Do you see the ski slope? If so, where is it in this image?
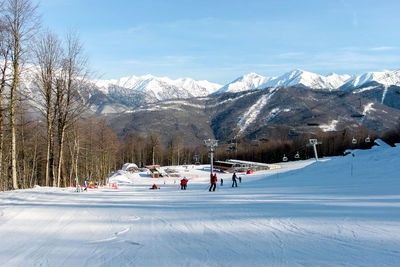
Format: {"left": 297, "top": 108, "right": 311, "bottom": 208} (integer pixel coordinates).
{"left": 0, "top": 141, "right": 399, "bottom": 266}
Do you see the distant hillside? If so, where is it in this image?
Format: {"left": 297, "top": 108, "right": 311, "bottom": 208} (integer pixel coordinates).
{"left": 108, "top": 87, "right": 400, "bottom": 146}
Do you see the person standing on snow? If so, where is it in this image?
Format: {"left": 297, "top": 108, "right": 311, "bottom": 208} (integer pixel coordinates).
{"left": 180, "top": 177, "right": 188, "bottom": 190}
{"left": 184, "top": 177, "right": 188, "bottom": 190}
{"left": 232, "top": 172, "right": 238, "bottom": 187}
{"left": 84, "top": 178, "right": 89, "bottom": 191}
{"left": 209, "top": 173, "right": 217, "bottom": 192}
{"left": 220, "top": 178, "right": 224, "bottom": 186}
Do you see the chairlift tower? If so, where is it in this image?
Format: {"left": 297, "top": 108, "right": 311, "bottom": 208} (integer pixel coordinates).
{"left": 204, "top": 139, "right": 218, "bottom": 177}
{"left": 307, "top": 139, "right": 322, "bottom": 161}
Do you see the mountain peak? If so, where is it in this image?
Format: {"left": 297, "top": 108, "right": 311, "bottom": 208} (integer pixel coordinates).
{"left": 341, "top": 69, "right": 400, "bottom": 89}
{"left": 214, "top": 72, "right": 273, "bottom": 94}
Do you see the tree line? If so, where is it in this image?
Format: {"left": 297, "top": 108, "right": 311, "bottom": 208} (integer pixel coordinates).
{"left": 0, "top": 0, "right": 100, "bottom": 190}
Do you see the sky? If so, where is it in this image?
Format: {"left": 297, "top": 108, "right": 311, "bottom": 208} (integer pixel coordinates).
{"left": 35, "top": 0, "right": 400, "bottom": 84}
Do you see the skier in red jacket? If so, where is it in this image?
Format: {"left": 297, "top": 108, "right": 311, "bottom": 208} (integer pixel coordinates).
{"left": 150, "top": 184, "right": 158, "bottom": 190}
{"left": 209, "top": 173, "right": 217, "bottom": 192}
{"left": 180, "top": 177, "right": 188, "bottom": 190}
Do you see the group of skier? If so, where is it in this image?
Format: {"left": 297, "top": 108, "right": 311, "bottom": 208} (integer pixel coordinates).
{"left": 150, "top": 172, "right": 243, "bottom": 192}
{"left": 209, "top": 172, "right": 241, "bottom": 191}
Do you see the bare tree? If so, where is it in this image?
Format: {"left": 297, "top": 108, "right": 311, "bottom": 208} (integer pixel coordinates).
{"left": 0, "top": 9, "right": 12, "bottom": 189}
{"left": 3, "top": 0, "right": 40, "bottom": 189}
{"left": 33, "top": 30, "right": 61, "bottom": 187}
{"left": 54, "top": 31, "right": 89, "bottom": 187}
{"left": 147, "top": 131, "right": 160, "bottom": 165}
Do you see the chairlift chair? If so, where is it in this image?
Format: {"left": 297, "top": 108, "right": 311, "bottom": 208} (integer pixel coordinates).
{"left": 352, "top": 137, "right": 357, "bottom": 144}
{"left": 282, "top": 154, "right": 288, "bottom": 162}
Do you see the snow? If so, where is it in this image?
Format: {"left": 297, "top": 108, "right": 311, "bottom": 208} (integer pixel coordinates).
{"left": 94, "top": 74, "right": 222, "bottom": 101}
{"left": 121, "top": 163, "right": 138, "bottom": 171}
{"left": 214, "top": 72, "right": 275, "bottom": 94}
{"left": 236, "top": 88, "right": 278, "bottom": 135}
{"left": 215, "top": 69, "right": 400, "bottom": 95}
{"left": 319, "top": 119, "right": 339, "bottom": 132}
{"left": 214, "top": 70, "right": 354, "bottom": 95}
{"left": 1, "top": 143, "right": 400, "bottom": 266}
{"left": 352, "top": 85, "right": 378, "bottom": 93}
{"left": 381, "top": 85, "right": 389, "bottom": 104}
{"left": 259, "top": 69, "right": 352, "bottom": 90}
{"left": 343, "top": 70, "right": 400, "bottom": 89}
{"left": 363, "top": 102, "right": 375, "bottom": 115}
{"left": 265, "top": 108, "right": 283, "bottom": 124}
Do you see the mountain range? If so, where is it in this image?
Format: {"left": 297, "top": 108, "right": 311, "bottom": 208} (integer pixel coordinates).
{"left": 89, "top": 69, "right": 400, "bottom": 114}
{"left": 19, "top": 67, "right": 400, "bottom": 146}
{"left": 109, "top": 86, "right": 400, "bottom": 146}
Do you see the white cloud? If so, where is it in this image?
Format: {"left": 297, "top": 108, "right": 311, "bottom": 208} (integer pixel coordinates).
{"left": 369, "top": 46, "right": 396, "bottom": 51}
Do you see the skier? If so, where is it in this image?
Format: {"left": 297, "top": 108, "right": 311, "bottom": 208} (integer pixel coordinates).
{"left": 209, "top": 173, "right": 217, "bottom": 192}
{"left": 84, "top": 178, "right": 89, "bottom": 191}
{"left": 238, "top": 176, "right": 242, "bottom": 183}
{"left": 180, "top": 177, "right": 188, "bottom": 190}
{"left": 184, "top": 177, "right": 188, "bottom": 190}
{"left": 232, "top": 172, "right": 238, "bottom": 187}
{"left": 150, "top": 184, "right": 158, "bottom": 190}
{"left": 220, "top": 178, "right": 224, "bottom": 186}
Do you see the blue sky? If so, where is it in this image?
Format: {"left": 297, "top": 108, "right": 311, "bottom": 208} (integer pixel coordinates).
{"left": 36, "top": 0, "right": 400, "bottom": 84}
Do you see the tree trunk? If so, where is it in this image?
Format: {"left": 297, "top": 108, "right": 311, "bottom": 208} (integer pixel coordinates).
{"left": 10, "top": 51, "right": 18, "bottom": 190}
{"left": 57, "top": 126, "right": 66, "bottom": 187}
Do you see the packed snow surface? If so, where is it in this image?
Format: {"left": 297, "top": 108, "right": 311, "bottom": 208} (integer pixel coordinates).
{"left": 1, "top": 142, "right": 399, "bottom": 266}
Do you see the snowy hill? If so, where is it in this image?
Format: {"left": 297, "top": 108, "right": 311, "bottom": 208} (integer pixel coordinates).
{"left": 1, "top": 142, "right": 399, "bottom": 266}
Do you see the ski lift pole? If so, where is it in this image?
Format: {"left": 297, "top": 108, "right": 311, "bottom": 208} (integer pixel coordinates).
{"left": 307, "top": 139, "right": 322, "bottom": 162}
{"left": 204, "top": 139, "right": 218, "bottom": 177}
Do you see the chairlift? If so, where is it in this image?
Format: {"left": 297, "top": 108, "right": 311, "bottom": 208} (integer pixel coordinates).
{"left": 351, "top": 113, "right": 364, "bottom": 118}
{"left": 352, "top": 137, "right": 357, "bottom": 144}
{"left": 282, "top": 154, "right": 288, "bottom": 162}
{"left": 294, "top": 152, "right": 300, "bottom": 159}
{"left": 365, "top": 136, "right": 371, "bottom": 143}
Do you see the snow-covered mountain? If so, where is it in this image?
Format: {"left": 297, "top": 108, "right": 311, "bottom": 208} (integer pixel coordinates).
{"left": 20, "top": 65, "right": 400, "bottom": 115}
{"left": 213, "top": 69, "right": 353, "bottom": 95}
{"left": 94, "top": 74, "right": 222, "bottom": 101}
{"left": 260, "top": 69, "right": 352, "bottom": 90}
{"left": 213, "top": 72, "right": 275, "bottom": 94}
{"left": 340, "top": 70, "right": 400, "bottom": 89}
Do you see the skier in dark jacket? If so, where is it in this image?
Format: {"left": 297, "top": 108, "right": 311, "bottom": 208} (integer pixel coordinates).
{"left": 232, "top": 172, "right": 238, "bottom": 187}
{"left": 209, "top": 173, "right": 217, "bottom": 191}
{"left": 84, "top": 178, "right": 89, "bottom": 191}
